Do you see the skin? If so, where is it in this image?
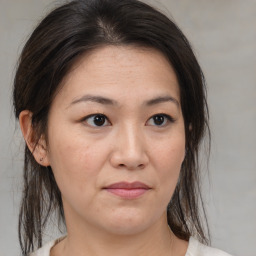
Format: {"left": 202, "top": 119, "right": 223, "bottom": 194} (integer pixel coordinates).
{"left": 20, "top": 46, "right": 188, "bottom": 256}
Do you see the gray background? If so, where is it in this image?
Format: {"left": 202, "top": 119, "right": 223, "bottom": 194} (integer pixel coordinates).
{"left": 0, "top": 0, "right": 255, "bottom": 255}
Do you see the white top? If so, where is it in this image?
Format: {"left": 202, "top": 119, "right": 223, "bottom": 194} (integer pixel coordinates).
{"left": 30, "top": 236, "right": 232, "bottom": 256}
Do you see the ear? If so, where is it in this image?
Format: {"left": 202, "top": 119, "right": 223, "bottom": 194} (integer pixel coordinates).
{"left": 19, "top": 110, "right": 50, "bottom": 167}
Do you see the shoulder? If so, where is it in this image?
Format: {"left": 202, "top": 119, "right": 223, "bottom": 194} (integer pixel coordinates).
{"left": 186, "top": 237, "right": 233, "bottom": 256}
{"left": 29, "top": 240, "right": 54, "bottom": 256}
{"left": 29, "top": 237, "right": 65, "bottom": 256}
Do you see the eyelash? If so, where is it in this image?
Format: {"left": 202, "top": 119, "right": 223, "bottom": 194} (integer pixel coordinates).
{"left": 147, "top": 114, "right": 175, "bottom": 127}
{"left": 82, "top": 113, "right": 175, "bottom": 128}
{"left": 82, "top": 114, "right": 111, "bottom": 127}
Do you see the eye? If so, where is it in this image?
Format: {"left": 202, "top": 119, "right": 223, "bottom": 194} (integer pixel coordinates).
{"left": 83, "top": 114, "right": 110, "bottom": 127}
{"left": 146, "top": 114, "right": 174, "bottom": 127}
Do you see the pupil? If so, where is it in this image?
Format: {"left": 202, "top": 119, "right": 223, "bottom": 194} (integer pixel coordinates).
{"left": 154, "top": 115, "right": 164, "bottom": 125}
{"left": 94, "top": 115, "right": 105, "bottom": 126}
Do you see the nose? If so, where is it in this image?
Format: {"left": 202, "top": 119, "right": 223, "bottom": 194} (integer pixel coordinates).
{"left": 110, "top": 124, "right": 149, "bottom": 170}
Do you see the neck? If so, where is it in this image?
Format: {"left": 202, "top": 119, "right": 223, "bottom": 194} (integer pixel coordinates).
{"left": 54, "top": 214, "right": 174, "bottom": 256}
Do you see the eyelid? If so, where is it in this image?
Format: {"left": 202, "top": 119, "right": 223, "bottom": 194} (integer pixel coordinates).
{"left": 146, "top": 113, "right": 175, "bottom": 127}
{"left": 81, "top": 113, "right": 111, "bottom": 127}
{"left": 79, "top": 113, "right": 175, "bottom": 127}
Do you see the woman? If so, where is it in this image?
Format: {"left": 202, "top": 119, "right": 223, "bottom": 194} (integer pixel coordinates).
{"left": 13, "top": 0, "right": 232, "bottom": 255}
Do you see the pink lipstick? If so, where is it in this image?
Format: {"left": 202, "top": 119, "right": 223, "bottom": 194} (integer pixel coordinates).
{"left": 104, "top": 182, "right": 150, "bottom": 199}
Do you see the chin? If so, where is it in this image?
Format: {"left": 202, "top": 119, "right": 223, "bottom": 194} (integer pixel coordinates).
{"left": 100, "top": 208, "right": 162, "bottom": 236}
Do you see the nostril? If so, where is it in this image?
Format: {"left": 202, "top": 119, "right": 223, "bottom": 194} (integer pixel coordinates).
{"left": 118, "top": 163, "right": 145, "bottom": 169}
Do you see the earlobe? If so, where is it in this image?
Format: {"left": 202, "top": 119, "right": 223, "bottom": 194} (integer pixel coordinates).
{"left": 19, "top": 110, "right": 50, "bottom": 166}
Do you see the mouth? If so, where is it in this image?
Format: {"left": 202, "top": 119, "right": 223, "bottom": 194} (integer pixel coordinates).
{"left": 103, "top": 181, "right": 151, "bottom": 199}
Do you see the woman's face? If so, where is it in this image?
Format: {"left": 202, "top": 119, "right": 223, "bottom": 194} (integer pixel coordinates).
{"left": 44, "top": 46, "right": 185, "bottom": 235}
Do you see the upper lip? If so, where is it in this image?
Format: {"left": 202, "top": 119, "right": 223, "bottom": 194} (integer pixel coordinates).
{"left": 104, "top": 181, "right": 150, "bottom": 189}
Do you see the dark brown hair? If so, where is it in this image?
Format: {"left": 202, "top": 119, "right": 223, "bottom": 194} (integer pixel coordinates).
{"left": 13, "top": 0, "right": 210, "bottom": 254}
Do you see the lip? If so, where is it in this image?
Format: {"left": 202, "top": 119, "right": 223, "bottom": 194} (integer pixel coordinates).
{"left": 104, "top": 182, "right": 151, "bottom": 199}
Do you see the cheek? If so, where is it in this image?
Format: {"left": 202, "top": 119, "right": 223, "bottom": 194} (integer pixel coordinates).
{"left": 47, "top": 137, "right": 107, "bottom": 216}
{"left": 152, "top": 136, "right": 185, "bottom": 192}
{"left": 154, "top": 136, "right": 185, "bottom": 168}
{"left": 49, "top": 126, "right": 104, "bottom": 167}
{"left": 47, "top": 132, "right": 107, "bottom": 193}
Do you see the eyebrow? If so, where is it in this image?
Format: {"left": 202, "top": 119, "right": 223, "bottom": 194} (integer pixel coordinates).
{"left": 69, "top": 94, "right": 179, "bottom": 108}
{"left": 70, "top": 95, "right": 118, "bottom": 107}
{"left": 145, "top": 96, "right": 179, "bottom": 108}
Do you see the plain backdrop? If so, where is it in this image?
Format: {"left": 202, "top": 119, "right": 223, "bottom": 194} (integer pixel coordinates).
{"left": 0, "top": 0, "right": 255, "bottom": 255}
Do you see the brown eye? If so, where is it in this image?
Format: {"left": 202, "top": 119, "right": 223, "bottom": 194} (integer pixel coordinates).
{"left": 153, "top": 115, "right": 165, "bottom": 125}
{"left": 146, "top": 114, "right": 174, "bottom": 127}
{"left": 84, "top": 114, "right": 110, "bottom": 127}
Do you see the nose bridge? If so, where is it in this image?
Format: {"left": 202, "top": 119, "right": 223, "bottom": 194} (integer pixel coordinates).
{"left": 120, "top": 121, "right": 143, "bottom": 155}
{"left": 111, "top": 121, "right": 148, "bottom": 169}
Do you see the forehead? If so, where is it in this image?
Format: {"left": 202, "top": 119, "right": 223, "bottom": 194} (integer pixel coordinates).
{"left": 56, "top": 45, "right": 180, "bottom": 106}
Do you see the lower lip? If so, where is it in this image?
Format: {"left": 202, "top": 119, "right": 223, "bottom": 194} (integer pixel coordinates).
{"left": 105, "top": 188, "right": 149, "bottom": 199}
